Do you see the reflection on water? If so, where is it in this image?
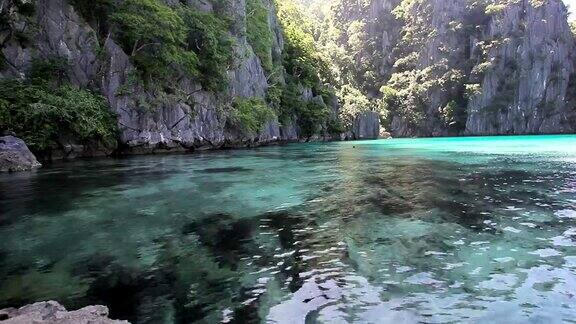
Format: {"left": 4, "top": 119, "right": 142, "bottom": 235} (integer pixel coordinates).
{"left": 1, "top": 135, "right": 576, "bottom": 323}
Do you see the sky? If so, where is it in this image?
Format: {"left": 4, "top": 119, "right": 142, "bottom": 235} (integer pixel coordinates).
{"left": 565, "top": 0, "right": 576, "bottom": 20}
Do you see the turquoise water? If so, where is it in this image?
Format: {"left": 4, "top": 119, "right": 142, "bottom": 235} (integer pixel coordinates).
{"left": 1, "top": 135, "right": 576, "bottom": 323}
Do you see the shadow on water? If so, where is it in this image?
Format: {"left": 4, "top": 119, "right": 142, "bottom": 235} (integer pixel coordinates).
{"left": 0, "top": 159, "right": 183, "bottom": 225}
{"left": 198, "top": 167, "right": 253, "bottom": 174}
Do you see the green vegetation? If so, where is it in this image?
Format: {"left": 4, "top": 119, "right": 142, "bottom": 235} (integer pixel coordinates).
{"left": 0, "top": 80, "right": 117, "bottom": 151}
{"left": 275, "top": 0, "right": 325, "bottom": 86}
{"left": 0, "top": 58, "right": 117, "bottom": 152}
{"left": 29, "top": 57, "right": 69, "bottom": 84}
{"left": 485, "top": 4, "right": 506, "bottom": 15}
{"left": 246, "top": 0, "right": 275, "bottom": 73}
{"left": 338, "top": 85, "right": 379, "bottom": 129}
{"left": 392, "top": 0, "right": 416, "bottom": 20}
{"left": 228, "top": 98, "right": 276, "bottom": 135}
{"left": 439, "top": 100, "right": 460, "bottom": 127}
{"left": 268, "top": 0, "right": 338, "bottom": 137}
{"left": 290, "top": 0, "right": 392, "bottom": 134}
{"left": 275, "top": 83, "right": 333, "bottom": 137}
{"left": 112, "top": 0, "right": 199, "bottom": 81}
{"left": 81, "top": 0, "right": 236, "bottom": 92}
{"left": 178, "top": 7, "right": 235, "bottom": 92}
{"left": 297, "top": 100, "right": 330, "bottom": 137}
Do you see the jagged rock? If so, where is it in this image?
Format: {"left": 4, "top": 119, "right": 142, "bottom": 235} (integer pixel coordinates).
{"left": 351, "top": 111, "right": 381, "bottom": 140}
{"left": 0, "top": 0, "right": 330, "bottom": 158}
{"left": 0, "top": 301, "right": 128, "bottom": 323}
{"left": 0, "top": 136, "right": 41, "bottom": 172}
{"left": 380, "top": 130, "right": 392, "bottom": 139}
{"left": 330, "top": 0, "right": 576, "bottom": 137}
{"left": 466, "top": 0, "right": 576, "bottom": 134}
{"left": 396, "top": 0, "right": 576, "bottom": 136}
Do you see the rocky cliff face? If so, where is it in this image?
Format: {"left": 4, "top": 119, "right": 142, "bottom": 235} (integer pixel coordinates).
{"left": 316, "top": 0, "right": 576, "bottom": 137}
{"left": 0, "top": 0, "right": 281, "bottom": 156}
{"left": 386, "top": 0, "right": 471, "bottom": 136}
{"left": 466, "top": 0, "right": 576, "bottom": 135}
{"left": 321, "top": 0, "right": 401, "bottom": 95}
{"left": 4, "top": 0, "right": 567, "bottom": 153}
{"left": 102, "top": 0, "right": 281, "bottom": 154}
{"left": 390, "top": 0, "right": 576, "bottom": 136}
{"left": 1, "top": 0, "right": 374, "bottom": 159}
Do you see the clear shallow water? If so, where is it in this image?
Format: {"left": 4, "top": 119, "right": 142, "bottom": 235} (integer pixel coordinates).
{"left": 1, "top": 135, "right": 576, "bottom": 323}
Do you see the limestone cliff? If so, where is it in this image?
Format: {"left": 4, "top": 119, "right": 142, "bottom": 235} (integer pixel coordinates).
{"left": 466, "top": 0, "right": 576, "bottom": 135}
{"left": 386, "top": 0, "right": 576, "bottom": 136}
{"left": 3, "top": 0, "right": 569, "bottom": 154}
{"left": 0, "top": 0, "right": 372, "bottom": 160}
{"left": 0, "top": 0, "right": 281, "bottom": 157}
{"left": 312, "top": 0, "right": 576, "bottom": 137}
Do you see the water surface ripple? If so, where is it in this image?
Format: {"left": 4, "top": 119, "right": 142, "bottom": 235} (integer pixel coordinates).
{"left": 1, "top": 135, "right": 576, "bottom": 323}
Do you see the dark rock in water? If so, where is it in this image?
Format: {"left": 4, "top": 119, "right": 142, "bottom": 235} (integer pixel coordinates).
{"left": 182, "top": 213, "right": 257, "bottom": 268}
{"left": 84, "top": 264, "right": 142, "bottom": 322}
{"left": 0, "top": 136, "right": 41, "bottom": 172}
{"left": 0, "top": 301, "right": 128, "bottom": 323}
{"left": 199, "top": 167, "right": 252, "bottom": 174}
{"left": 44, "top": 137, "right": 117, "bottom": 161}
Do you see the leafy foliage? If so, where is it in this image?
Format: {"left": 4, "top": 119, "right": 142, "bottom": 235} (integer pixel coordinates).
{"left": 269, "top": 0, "right": 338, "bottom": 137}
{"left": 274, "top": 80, "right": 336, "bottom": 138}
{"left": 246, "top": 0, "right": 275, "bottom": 73}
{"left": 275, "top": 0, "right": 327, "bottom": 86}
{"left": 0, "top": 80, "right": 117, "bottom": 151}
{"left": 102, "top": 0, "right": 235, "bottom": 91}
{"left": 178, "top": 7, "right": 235, "bottom": 92}
{"left": 228, "top": 98, "right": 276, "bottom": 135}
{"left": 29, "top": 57, "right": 69, "bottom": 84}
{"left": 338, "top": 85, "right": 377, "bottom": 129}
{"left": 111, "top": 0, "right": 199, "bottom": 81}
{"left": 297, "top": 100, "right": 329, "bottom": 137}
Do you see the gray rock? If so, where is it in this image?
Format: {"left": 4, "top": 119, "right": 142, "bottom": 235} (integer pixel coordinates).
{"left": 0, "top": 0, "right": 299, "bottom": 157}
{"left": 0, "top": 301, "right": 128, "bottom": 323}
{"left": 350, "top": 111, "right": 381, "bottom": 140}
{"left": 340, "top": 0, "right": 576, "bottom": 137}
{"left": 0, "top": 136, "right": 41, "bottom": 172}
{"left": 466, "top": 0, "right": 576, "bottom": 135}
{"left": 0, "top": 0, "right": 361, "bottom": 158}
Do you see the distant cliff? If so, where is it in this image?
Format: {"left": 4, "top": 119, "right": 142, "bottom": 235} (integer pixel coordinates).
{"left": 0, "top": 0, "right": 381, "bottom": 160}
{"left": 312, "top": 0, "right": 576, "bottom": 137}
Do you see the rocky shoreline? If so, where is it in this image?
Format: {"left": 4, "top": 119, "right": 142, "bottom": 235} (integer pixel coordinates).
{"left": 0, "top": 125, "right": 390, "bottom": 172}
{"left": 0, "top": 301, "right": 128, "bottom": 323}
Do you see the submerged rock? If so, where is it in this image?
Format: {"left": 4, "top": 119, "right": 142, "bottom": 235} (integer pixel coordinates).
{"left": 0, "top": 301, "right": 128, "bottom": 323}
{"left": 0, "top": 136, "right": 41, "bottom": 172}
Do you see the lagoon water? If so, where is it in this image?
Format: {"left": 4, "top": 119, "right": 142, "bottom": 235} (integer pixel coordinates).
{"left": 1, "top": 135, "right": 576, "bottom": 323}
